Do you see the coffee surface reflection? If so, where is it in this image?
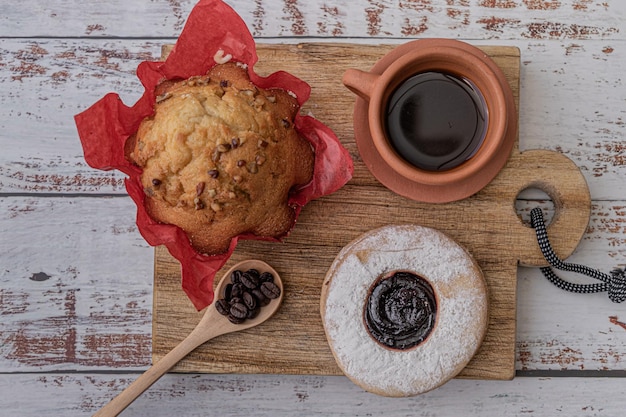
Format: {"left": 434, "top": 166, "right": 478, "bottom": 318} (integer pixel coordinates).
{"left": 385, "top": 71, "right": 488, "bottom": 171}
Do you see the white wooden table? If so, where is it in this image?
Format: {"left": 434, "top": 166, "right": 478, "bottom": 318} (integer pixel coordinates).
{"left": 2, "top": 1, "right": 626, "bottom": 415}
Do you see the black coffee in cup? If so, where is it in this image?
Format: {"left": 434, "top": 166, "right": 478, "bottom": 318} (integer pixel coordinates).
{"left": 385, "top": 71, "right": 488, "bottom": 172}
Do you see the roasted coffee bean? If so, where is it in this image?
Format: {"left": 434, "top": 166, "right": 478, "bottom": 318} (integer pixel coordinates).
{"left": 240, "top": 271, "right": 259, "bottom": 289}
{"left": 231, "top": 282, "right": 244, "bottom": 299}
{"left": 230, "top": 269, "right": 242, "bottom": 284}
{"left": 252, "top": 288, "right": 270, "bottom": 306}
{"left": 259, "top": 271, "right": 274, "bottom": 283}
{"left": 260, "top": 281, "right": 281, "bottom": 299}
{"left": 229, "top": 296, "right": 242, "bottom": 306}
{"left": 216, "top": 267, "right": 280, "bottom": 324}
{"left": 243, "top": 291, "right": 257, "bottom": 310}
{"left": 215, "top": 299, "right": 230, "bottom": 316}
{"left": 246, "top": 305, "right": 260, "bottom": 319}
{"left": 228, "top": 314, "right": 245, "bottom": 324}
{"left": 224, "top": 283, "right": 233, "bottom": 301}
{"left": 246, "top": 268, "right": 260, "bottom": 280}
{"left": 229, "top": 302, "right": 248, "bottom": 319}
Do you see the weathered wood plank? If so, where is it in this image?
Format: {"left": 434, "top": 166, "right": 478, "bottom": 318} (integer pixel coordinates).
{"left": 515, "top": 40, "right": 626, "bottom": 194}
{"left": 0, "top": 196, "right": 153, "bottom": 371}
{"left": 0, "top": 39, "right": 162, "bottom": 194}
{"left": 2, "top": 0, "right": 625, "bottom": 40}
{"left": 0, "top": 39, "right": 624, "bottom": 198}
{"left": 1, "top": 373, "right": 625, "bottom": 416}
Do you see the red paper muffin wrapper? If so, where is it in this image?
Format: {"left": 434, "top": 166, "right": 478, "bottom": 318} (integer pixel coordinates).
{"left": 75, "top": 0, "right": 353, "bottom": 310}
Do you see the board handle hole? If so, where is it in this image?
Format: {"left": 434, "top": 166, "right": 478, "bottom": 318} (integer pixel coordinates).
{"left": 515, "top": 186, "right": 556, "bottom": 227}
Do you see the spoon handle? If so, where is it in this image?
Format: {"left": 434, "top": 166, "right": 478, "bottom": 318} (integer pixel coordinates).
{"left": 92, "top": 317, "right": 218, "bottom": 417}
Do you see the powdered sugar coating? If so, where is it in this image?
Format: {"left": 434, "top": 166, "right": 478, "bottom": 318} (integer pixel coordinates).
{"left": 321, "top": 224, "right": 488, "bottom": 397}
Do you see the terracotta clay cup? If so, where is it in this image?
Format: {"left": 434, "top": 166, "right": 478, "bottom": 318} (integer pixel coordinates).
{"left": 343, "top": 39, "right": 517, "bottom": 203}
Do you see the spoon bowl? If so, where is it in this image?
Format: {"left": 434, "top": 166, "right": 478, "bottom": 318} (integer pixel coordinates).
{"left": 210, "top": 259, "right": 284, "bottom": 332}
{"left": 93, "top": 259, "right": 283, "bottom": 417}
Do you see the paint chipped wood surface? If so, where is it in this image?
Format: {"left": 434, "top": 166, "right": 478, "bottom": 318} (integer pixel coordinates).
{"left": 1, "top": 0, "right": 626, "bottom": 415}
{"left": 2, "top": 373, "right": 626, "bottom": 415}
{"left": 1, "top": 0, "right": 624, "bottom": 39}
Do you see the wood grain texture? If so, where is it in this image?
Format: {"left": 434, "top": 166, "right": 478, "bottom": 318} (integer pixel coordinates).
{"left": 2, "top": 373, "right": 626, "bottom": 416}
{"left": 152, "top": 43, "right": 590, "bottom": 381}
{"left": 0, "top": 196, "right": 153, "bottom": 371}
{"left": 2, "top": 0, "right": 625, "bottom": 40}
{"left": 0, "top": 38, "right": 159, "bottom": 194}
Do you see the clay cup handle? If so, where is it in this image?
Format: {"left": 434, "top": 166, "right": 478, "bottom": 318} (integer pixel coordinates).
{"left": 342, "top": 69, "right": 379, "bottom": 102}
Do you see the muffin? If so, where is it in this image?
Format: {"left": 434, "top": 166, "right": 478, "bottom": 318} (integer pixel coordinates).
{"left": 126, "top": 62, "right": 315, "bottom": 255}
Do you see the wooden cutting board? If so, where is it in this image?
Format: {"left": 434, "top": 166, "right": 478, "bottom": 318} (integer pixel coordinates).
{"left": 152, "top": 43, "right": 590, "bottom": 380}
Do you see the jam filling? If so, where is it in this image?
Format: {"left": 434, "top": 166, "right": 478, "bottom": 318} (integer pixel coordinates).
{"left": 364, "top": 271, "right": 437, "bottom": 350}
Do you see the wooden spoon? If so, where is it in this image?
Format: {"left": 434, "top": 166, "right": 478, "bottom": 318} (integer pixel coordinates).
{"left": 93, "top": 260, "right": 283, "bottom": 417}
